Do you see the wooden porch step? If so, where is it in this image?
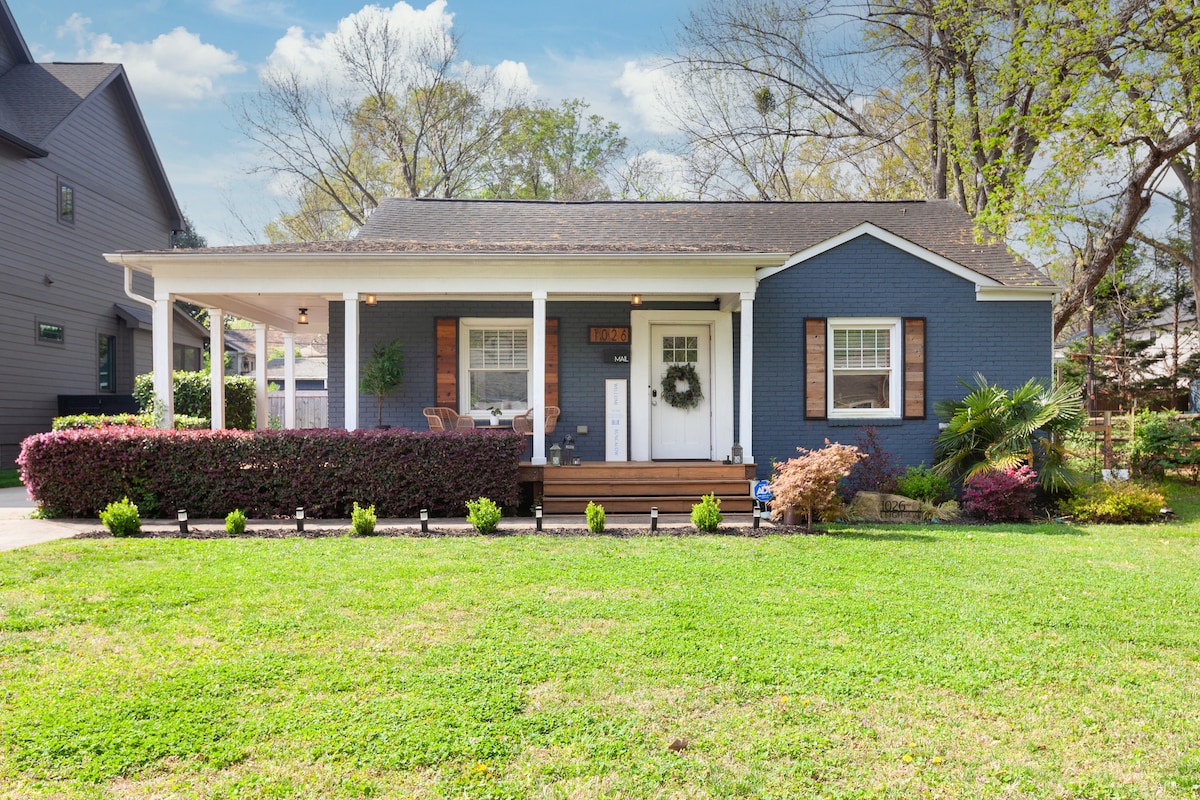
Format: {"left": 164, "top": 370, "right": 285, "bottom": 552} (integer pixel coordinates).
{"left": 542, "top": 494, "right": 754, "bottom": 514}
{"left": 532, "top": 461, "right": 758, "bottom": 516}
{"left": 543, "top": 479, "right": 751, "bottom": 497}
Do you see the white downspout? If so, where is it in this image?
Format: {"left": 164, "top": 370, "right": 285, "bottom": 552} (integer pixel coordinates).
{"left": 124, "top": 266, "right": 173, "bottom": 428}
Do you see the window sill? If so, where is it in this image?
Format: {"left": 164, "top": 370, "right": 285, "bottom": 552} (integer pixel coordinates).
{"left": 827, "top": 417, "right": 904, "bottom": 427}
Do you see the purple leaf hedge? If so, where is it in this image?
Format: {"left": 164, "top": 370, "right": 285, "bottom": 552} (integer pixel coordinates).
{"left": 18, "top": 427, "right": 525, "bottom": 519}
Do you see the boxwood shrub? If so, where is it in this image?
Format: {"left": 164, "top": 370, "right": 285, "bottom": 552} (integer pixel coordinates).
{"left": 18, "top": 428, "right": 524, "bottom": 519}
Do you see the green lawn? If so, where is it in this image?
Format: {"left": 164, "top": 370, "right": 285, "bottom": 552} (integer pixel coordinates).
{"left": 2, "top": 498, "right": 1200, "bottom": 797}
{"left": 0, "top": 470, "right": 21, "bottom": 489}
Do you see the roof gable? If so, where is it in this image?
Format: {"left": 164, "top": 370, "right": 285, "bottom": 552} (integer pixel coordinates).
{"left": 757, "top": 221, "right": 1003, "bottom": 288}
{"left": 0, "top": 0, "right": 32, "bottom": 69}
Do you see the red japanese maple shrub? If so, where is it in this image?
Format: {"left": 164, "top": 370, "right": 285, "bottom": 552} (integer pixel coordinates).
{"left": 962, "top": 465, "right": 1039, "bottom": 522}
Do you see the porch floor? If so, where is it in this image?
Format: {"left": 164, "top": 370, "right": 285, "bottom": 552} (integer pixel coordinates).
{"left": 521, "top": 461, "right": 757, "bottom": 514}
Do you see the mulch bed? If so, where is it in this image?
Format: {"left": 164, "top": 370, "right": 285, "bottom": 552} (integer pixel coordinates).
{"left": 74, "top": 525, "right": 812, "bottom": 540}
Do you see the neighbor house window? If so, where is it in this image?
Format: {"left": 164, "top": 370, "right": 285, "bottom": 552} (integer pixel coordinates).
{"left": 460, "top": 318, "right": 531, "bottom": 418}
{"left": 99, "top": 335, "right": 116, "bottom": 391}
{"left": 58, "top": 180, "right": 74, "bottom": 224}
{"left": 174, "top": 344, "right": 201, "bottom": 372}
{"left": 36, "top": 321, "right": 64, "bottom": 344}
{"left": 828, "top": 318, "right": 901, "bottom": 418}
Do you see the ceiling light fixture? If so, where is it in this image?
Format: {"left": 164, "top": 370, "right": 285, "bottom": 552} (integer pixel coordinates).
{"left": 297, "top": 307, "right": 309, "bottom": 325}
{"left": 364, "top": 294, "right": 377, "bottom": 305}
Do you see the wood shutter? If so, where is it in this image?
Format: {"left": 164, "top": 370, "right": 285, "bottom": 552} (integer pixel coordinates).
{"left": 434, "top": 317, "right": 559, "bottom": 411}
{"left": 545, "top": 319, "right": 559, "bottom": 409}
{"left": 805, "top": 318, "right": 827, "bottom": 419}
{"left": 903, "top": 318, "right": 926, "bottom": 419}
{"left": 435, "top": 318, "right": 458, "bottom": 408}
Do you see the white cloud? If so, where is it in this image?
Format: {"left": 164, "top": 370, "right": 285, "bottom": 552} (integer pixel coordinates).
{"left": 57, "top": 14, "right": 243, "bottom": 106}
{"left": 614, "top": 58, "right": 683, "bottom": 137}
{"left": 265, "top": 1, "right": 454, "bottom": 82}
{"left": 263, "top": 2, "right": 535, "bottom": 101}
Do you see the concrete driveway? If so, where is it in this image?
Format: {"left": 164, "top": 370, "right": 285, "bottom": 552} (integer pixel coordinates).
{"left": 0, "top": 486, "right": 86, "bottom": 551}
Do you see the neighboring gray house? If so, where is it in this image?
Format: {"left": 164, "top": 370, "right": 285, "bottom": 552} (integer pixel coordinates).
{"left": 107, "top": 198, "right": 1057, "bottom": 476}
{"left": 0, "top": 0, "right": 190, "bottom": 466}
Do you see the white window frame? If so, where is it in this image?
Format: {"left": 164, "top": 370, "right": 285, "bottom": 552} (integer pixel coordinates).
{"left": 827, "top": 317, "right": 901, "bottom": 419}
{"left": 459, "top": 317, "right": 533, "bottom": 422}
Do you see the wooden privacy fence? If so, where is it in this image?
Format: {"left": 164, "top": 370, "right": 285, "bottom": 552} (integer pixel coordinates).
{"left": 1080, "top": 411, "right": 1200, "bottom": 468}
{"left": 267, "top": 393, "right": 328, "bottom": 429}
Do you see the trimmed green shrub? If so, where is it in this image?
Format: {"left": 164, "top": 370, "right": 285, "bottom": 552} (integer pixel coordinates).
{"left": 1061, "top": 481, "right": 1166, "bottom": 523}
{"left": 53, "top": 413, "right": 209, "bottom": 431}
{"left": 896, "top": 464, "right": 953, "bottom": 503}
{"left": 225, "top": 508, "right": 247, "bottom": 535}
{"left": 134, "top": 371, "right": 256, "bottom": 430}
{"left": 586, "top": 500, "right": 605, "bottom": 533}
{"left": 100, "top": 497, "right": 140, "bottom": 537}
{"left": 466, "top": 497, "right": 501, "bottom": 534}
{"left": 691, "top": 492, "right": 723, "bottom": 532}
{"left": 351, "top": 502, "right": 377, "bottom": 535}
{"left": 18, "top": 428, "right": 524, "bottom": 519}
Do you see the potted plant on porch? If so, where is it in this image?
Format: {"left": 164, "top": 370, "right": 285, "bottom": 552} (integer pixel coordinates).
{"left": 360, "top": 339, "right": 404, "bottom": 429}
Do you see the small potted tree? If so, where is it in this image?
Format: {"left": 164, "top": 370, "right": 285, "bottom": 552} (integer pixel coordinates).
{"left": 360, "top": 339, "right": 404, "bottom": 428}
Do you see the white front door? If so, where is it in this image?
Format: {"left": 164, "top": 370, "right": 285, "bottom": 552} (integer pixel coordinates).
{"left": 651, "top": 324, "right": 712, "bottom": 459}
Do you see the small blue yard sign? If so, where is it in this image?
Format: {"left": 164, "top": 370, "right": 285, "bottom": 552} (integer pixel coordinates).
{"left": 753, "top": 480, "right": 774, "bottom": 503}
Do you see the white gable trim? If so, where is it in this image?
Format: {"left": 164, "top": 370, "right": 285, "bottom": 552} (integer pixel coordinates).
{"left": 756, "top": 221, "right": 1004, "bottom": 289}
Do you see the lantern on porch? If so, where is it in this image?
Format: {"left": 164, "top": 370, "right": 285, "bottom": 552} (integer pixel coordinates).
{"left": 731, "top": 442, "right": 743, "bottom": 464}
{"left": 549, "top": 443, "right": 562, "bottom": 466}
{"left": 563, "top": 435, "right": 575, "bottom": 465}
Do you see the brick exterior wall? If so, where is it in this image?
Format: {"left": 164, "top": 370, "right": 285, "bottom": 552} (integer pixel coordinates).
{"left": 330, "top": 300, "right": 634, "bottom": 462}
{"left": 751, "top": 235, "right": 1052, "bottom": 478}
{"left": 328, "top": 235, "right": 1052, "bottom": 473}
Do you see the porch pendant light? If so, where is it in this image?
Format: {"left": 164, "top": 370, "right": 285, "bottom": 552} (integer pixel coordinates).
{"left": 297, "top": 308, "right": 309, "bottom": 325}
{"left": 631, "top": 294, "right": 643, "bottom": 306}
{"left": 364, "top": 294, "right": 378, "bottom": 305}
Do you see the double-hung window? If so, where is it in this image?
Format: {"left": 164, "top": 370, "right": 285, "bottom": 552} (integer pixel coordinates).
{"left": 461, "top": 318, "right": 531, "bottom": 419}
{"left": 828, "top": 318, "right": 901, "bottom": 418}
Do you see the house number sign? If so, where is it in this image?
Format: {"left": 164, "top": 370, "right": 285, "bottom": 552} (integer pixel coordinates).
{"left": 589, "top": 326, "right": 630, "bottom": 344}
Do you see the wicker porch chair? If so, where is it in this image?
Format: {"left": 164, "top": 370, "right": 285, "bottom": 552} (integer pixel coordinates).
{"left": 423, "top": 407, "right": 476, "bottom": 431}
{"left": 512, "top": 406, "right": 560, "bottom": 436}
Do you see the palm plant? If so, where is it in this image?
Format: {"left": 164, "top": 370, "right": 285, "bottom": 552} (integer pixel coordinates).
{"left": 933, "top": 374, "right": 1086, "bottom": 494}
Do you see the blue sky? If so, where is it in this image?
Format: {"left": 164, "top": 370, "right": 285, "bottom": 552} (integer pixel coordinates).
{"left": 10, "top": 0, "right": 695, "bottom": 244}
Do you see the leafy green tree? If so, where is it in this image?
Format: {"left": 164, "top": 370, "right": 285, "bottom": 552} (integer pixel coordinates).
{"left": 360, "top": 339, "right": 405, "bottom": 428}
{"left": 482, "top": 100, "right": 627, "bottom": 200}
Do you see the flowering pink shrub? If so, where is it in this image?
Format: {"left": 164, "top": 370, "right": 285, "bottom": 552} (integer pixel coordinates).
{"left": 770, "top": 440, "right": 865, "bottom": 530}
{"left": 18, "top": 428, "right": 524, "bottom": 519}
{"left": 962, "top": 466, "right": 1039, "bottom": 522}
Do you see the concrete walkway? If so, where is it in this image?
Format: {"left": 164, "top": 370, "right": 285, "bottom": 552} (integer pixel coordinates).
{"left": 0, "top": 486, "right": 771, "bottom": 552}
{"left": 0, "top": 486, "right": 92, "bottom": 552}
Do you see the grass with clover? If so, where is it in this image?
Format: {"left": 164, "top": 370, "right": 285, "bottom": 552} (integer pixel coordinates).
{"left": 1, "top": 484, "right": 1200, "bottom": 798}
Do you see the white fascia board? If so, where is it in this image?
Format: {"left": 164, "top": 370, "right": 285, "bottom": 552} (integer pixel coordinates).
{"left": 975, "top": 286, "right": 1058, "bottom": 302}
{"left": 756, "top": 222, "right": 1004, "bottom": 288}
{"left": 109, "top": 252, "right": 766, "bottom": 297}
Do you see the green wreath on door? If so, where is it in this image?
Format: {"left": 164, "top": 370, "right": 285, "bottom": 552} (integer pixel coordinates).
{"left": 661, "top": 363, "right": 704, "bottom": 409}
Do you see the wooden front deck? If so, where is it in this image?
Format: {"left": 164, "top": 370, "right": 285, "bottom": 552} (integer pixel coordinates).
{"left": 520, "top": 461, "right": 757, "bottom": 514}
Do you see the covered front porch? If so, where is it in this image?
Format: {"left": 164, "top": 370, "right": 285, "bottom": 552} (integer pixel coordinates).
{"left": 104, "top": 248, "right": 765, "bottom": 471}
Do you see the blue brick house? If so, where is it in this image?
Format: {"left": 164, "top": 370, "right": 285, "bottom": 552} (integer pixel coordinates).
{"left": 107, "top": 199, "right": 1055, "bottom": 477}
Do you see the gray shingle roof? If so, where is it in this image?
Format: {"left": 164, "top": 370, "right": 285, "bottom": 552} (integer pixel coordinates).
{"left": 0, "top": 62, "right": 117, "bottom": 145}
{"left": 355, "top": 198, "right": 1053, "bottom": 287}
{"left": 122, "top": 198, "right": 1055, "bottom": 289}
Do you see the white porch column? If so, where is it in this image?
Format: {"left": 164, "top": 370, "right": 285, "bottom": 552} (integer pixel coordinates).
{"left": 344, "top": 293, "right": 360, "bottom": 431}
{"left": 739, "top": 293, "right": 754, "bottom": 465}
{"left": 284, "top": 331, "right": 297, "bottom": 429}
{"left": 152, "top": 293, "right": 174, "bottom": 429}
{"left": 531, "top": 291, "right": 547, "bottom": 465}
{"left": 208, "top": 308, "right": 225, "bottom": 429}
{"left": 254, "top": 323, "right": 268, "bottom": 430}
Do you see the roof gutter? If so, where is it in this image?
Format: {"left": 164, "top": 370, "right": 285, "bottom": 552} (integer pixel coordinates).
{"left": 0, "top": 127, "right": 48, "bottom": 158}
{"left": 123, "top": 265, "right": 155, "bottom": 311}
